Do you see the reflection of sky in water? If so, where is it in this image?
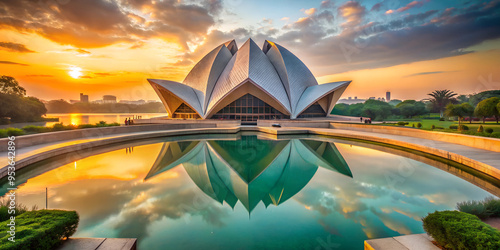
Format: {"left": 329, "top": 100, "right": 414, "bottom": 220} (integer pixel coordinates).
{"left": 3, "top": 137, "right": 496, "bottom": 250}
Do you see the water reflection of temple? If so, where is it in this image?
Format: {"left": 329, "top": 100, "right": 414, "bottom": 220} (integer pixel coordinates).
{"left": 146, "top": 135, "right": 352, "bottom": 212}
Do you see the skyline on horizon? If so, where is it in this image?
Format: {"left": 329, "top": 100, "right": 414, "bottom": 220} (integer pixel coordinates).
{"left": 1, "top": 0, "right": 499, "bottom": 102}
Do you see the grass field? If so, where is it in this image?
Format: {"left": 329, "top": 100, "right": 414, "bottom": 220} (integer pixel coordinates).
{"left": 405, "top": 120, "right": 500, "bottom": 132}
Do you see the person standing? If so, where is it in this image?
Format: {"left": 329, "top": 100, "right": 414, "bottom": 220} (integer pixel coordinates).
{"left": 125, "top": 118, "right": 128, "bottom": 125}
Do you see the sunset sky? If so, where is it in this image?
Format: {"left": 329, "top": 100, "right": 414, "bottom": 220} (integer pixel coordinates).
{"left": 0, "top": 0, "right": 499, "bottom": 102}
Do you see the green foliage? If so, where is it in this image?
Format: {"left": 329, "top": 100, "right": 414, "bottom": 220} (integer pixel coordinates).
{"left": 331, "top": 103, "right": 349, "bottom": 115}
{"left": 457, "top": 197, "right": 500, "bottom": 219}
{"left": 0, "top": 201, "right": 33, "bottom": 222}
{"left": 431, "top": 124, "right": 436, "bottom": 129}
{"left": 475, "top": 97, "right": 500, "bottom": 123}
{"left": 388, "top": 99, "right": 402, "bottom": 106}
{"left": 460, "top": 125, "right": 469, "bottom": 131}
{"left": 0, "top": 93, "right": 47, "bottom": 123}
{"left": 449, "top": 125, "right": 458, "bottom": 129}
{"left": 362, "top": 99, "right": 393, "bottom": 120}
{"left": 439, "top": 117, "right": 445, "bottom": 121}
{"left": 417, "top": 122, "right": 422, "bottom": 128}
{"left": 397, "top": 121, "right": 409, "bottom": 126}
{"left": 469, "top": 90, "right": 500, "bottom": 106}
{"left": 0, "top": 75, "right": 26, "bottom": 96}
{"left": 457, "top": 200, "right": 491, "bottom": 219}
{"left": 21, "top": 125, "right": 50, "bottom": 133}
{"left": 486, "top": 128, "right": 494, "bottom": 133}
{"left": 396, "top": 100, "right": 428, "bottom": 118}
{"left": 0, "top": 210, "right": 79, "bottom": 250}
{"left": 422, "top": 210, "right": 500, "bottom": 250}
{"left": 4, "top": 128, "right": 24, "bottom": 136}
{"left": 478, "top": 125, "right": 484, "bottom": 132}
{"left": 492, "top": 132, "right": 500, "bottom": 138}
{"left": 427, "top": 89, "right": 458, "bottom": 115}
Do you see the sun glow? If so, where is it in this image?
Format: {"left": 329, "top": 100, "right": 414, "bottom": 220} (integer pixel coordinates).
{"left": 68, "top": 66, "right": 82, "bottom": 79}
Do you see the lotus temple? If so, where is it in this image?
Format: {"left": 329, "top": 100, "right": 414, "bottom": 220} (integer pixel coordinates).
{"left": 148, "top": 38, "right": 350, "bottom": 120}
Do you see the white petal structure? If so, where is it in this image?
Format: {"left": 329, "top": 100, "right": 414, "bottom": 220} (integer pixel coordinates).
{"left": 148, "top": 38, "right": 351, "bottom": 120}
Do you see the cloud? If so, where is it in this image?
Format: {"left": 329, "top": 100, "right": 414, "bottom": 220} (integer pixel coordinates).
{"left": 304, "top": 8, "right": 317, "bottom": 16}
{"left": 385, "top": 9, "right": 394, "bottom": 14}
{"left": 405, "top": 71, "right": 448, "bottom": 77}
{"left": 65, "top": 48, "right": 91, "bottom": 54}
{"left": 25, "top": 74, "right": 54, "bottom": 77}
{"left": 0, "top": 42, "right": 35, "bottom": 53}
{"left": 0, "top": 0, "right": 219, "bottom": 49}
{"left": 371, "top": 3, "right": 382, "bottom": 12}
{"left": 397, "top": 1, "right": 425, "bottom": 13}
{"left": 338, "top": 1, "right": 366, "bottom": 28}
{"left": 0, "top": 60, "right": 29, "bottom": 66}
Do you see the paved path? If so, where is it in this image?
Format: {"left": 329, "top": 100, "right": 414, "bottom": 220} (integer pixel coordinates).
{"left": 365, "top": 234, "right": 439, "bottom": 250}
{"left": 57, "top": 238, "right": 136, "bottom": 250}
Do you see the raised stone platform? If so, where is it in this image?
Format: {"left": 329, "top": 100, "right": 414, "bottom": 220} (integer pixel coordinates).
{"left": 57, "top": 238, "right": 136, "bottom": 250}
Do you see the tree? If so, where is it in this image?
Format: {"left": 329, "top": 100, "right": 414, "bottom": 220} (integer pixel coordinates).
{"left": 396, "top": 100, "right": 428, "bottom": 118}
{"left": 331, "top": 103, "right": 349, "bottom": 115}
{"left": 348, "top": 103, "right": 364, "bottom": 117}
{"left": 361, "top": 99, "right": 392, "bottom": 120}
{"left": 461, "top": 103, "right": 475, "bottom": 124}
{"left": 457, "top": 94, "right": 470, "bottom": 104}
{"left": 0, "top": 75, "right": 26, "bottom": 96}
{"left": 469, "top": 90, "right": 500, "bottom": 106}
{"left": 427, "top": 89, "right": 457, "bottom": 118}
{"left": 474, "top": 97, "right": 500, "bottom": 123}
{"left": 445, "top": 103, "right": 470, "bottom": 129}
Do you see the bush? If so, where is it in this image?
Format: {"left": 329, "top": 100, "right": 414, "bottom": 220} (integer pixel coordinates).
{"left": 397, "top": 121, "right": 409, "bottom": 126}
{"left": 484, "top": 197, "right": 500, "bottom": 218}
{"left": 459, "top": 125, "right": 469, "bottom": 131}
{"left": 457, "top": 200, "right": 491, "bottom": 219}
{"left": 431, "top": 124, "right": 436, "bottom": 130}
{"left": 478, "top": 125, "right": 484, "bottom": 133}
{"left": 439, "top": 117, "right": 445, "bottom": 121}
{"left": 52, "top": 123, "right": 66, "bottom": 131}
{"left": 449, "top": 125, "right": 458, "bottom": 130}
{"left": 486, "top": 128, "right": 494, "bottom": 133}
{"left": 0, "top": 210, "right": 79, "bottom": 250}
{"left": 5, "top": 128, "right": 24, "bottom": 136}
{"left": 22, "top": 125, "right": 49, "bottom": 133}
{"left": 412, "top": 124, "right": 415, "bottom": 127}
{"left": 417, "top": 122, "right": 422, "bottom": 128}
{"left": 423, "top": 210, "right": 500, "bottom": 250}
{"left": 491, "top": 132, "right": 500, "bottom": 138}
{"left": 0, "top": 129, "right": 7, "bottom": 138}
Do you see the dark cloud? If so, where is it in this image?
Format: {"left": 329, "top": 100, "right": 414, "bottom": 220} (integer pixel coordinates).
{"left": 0, "top": 0, "right": 218, "bottom": 49}
{"left": 0, "top": 42, "right": 35, "bottom": 53}
{"left": 405, "top": 71, "right": 450, "bottom": 77}
{"left": 396, "top": 1, "right": 426, "bottom": 12}
{"left": 0, "top": 60, "right": 29, "bottom": 66}
{"left": 371, "top": 3, "right": 382, "bottom": 12}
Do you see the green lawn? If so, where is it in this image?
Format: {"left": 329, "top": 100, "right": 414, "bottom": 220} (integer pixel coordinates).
{"left": 406, "top": 120, "right": 500, "bottom": 132}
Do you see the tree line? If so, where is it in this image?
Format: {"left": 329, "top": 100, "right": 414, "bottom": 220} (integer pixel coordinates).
{"left": 332, "top": 89, "right": 500, "bottom": 122}
{"left": 46, "top": 100, "right": 165, "bottom": 113}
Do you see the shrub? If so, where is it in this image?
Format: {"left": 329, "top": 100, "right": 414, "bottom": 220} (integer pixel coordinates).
{"left": 478, "top": 125, "right": 484, "bottom": 133}
{"left": 459, "top": 125, "right": 469, "bottom": 131}
{"left": 22, "top": 125, "right": 49, "bottom": 133}
{"left": 436, "top": 126, "right": 444, "bottom": 129}
{"left": 5, "top": 128, "right": 24, "bottom": 136}
{"left": 417, "top": 122, "right": 422, "bottom": 128}
{"left": 412, "top": 124, "right": 415, "bottom": 127}
{"left": 0, "top": 129, "right": 7, "bottom": 138}
{"left": 439, "top": 117, "right": 445, "bottom": 121}
{"left": 52, "top": 123, "right": 66, "bottom": 131}
{"left": 486, "top": 128, "right": 494, "bottom": 133}
{"left": 431, "top": 124, "right": 436, "bottom": 130}
{"left": 457, "top": 200, "right": 491, "bottom": 219}
{"left": 423, "top": 210, "right": 500, "bottom": 250}
{"left": 484, "top": 197, "right": 500, "bottom": 217}
{"left": 0, "top": 210, "right": 79, "bottom": 250}
{"left": 449, "top": 125, "right": 458, "bottom": 130}
{"left": 0, "top": 201, "right": 32, "bottom": 222}
{"left": 397, "top": 121, "right": 409, "bottom": 126}
{"left": 491, "top": 132, "right": 500, "bottom": 138}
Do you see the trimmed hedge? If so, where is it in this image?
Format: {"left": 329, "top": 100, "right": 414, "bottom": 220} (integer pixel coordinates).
{"left": 0, "top": 210, "right": 79, "bottom": 250}
{"left": 423, "top": 210, "right": 500, "bottom": 250}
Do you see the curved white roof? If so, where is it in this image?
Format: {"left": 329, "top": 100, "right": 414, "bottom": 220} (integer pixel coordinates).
{"left": 148, "top": 38, "right": 351, "bottom": 119}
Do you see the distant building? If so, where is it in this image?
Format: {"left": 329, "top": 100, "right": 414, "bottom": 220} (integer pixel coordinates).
{"left": 338, "top": 96, "right": 366, "bottom": 104}
{"left": 80, "top": 93, "right": 89, "bottom": 103}
{"left": 119, "top": 99, "right": 146, "bottom": 105}
{"left": 386, "top": 92, "right": 391, "bottom": 102}
{"left": 103, "top": 95, "right": 117, "bottom": 103}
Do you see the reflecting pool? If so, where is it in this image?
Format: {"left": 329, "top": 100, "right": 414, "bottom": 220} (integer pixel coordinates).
{"left": 1, "top": 133, "right": 498, "bottom": 249}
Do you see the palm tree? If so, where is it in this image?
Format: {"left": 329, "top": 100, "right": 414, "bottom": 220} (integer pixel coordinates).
{"left": 428, "top": 89, "right": 457, "bottom": 118}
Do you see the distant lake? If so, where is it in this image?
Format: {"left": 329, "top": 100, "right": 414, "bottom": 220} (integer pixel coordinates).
{"left": 0, "top": 113, "right": 168, "bottom": 129}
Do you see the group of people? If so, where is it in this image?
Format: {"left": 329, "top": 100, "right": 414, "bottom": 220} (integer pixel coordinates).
{"left": 360, "top": 117, "right": 372, "bottom": 124}
{"left": 124, "top": 115, "right": 143, "bottom": 125}
{"left": 124, "top": 118, "right": 134, "bottom": 125}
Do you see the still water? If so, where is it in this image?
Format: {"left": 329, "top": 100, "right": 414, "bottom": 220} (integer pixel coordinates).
{"left": 1, "top": 133, "right": 497, "bottom": 249}
{"left": 0, "top": 113, "right": 167, "bottom": 129}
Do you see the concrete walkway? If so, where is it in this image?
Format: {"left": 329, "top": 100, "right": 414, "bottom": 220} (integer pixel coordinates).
{"left": 365, "top": 234, "right": 439, "bottom": 250}
{"left": 57, "top": 238, "right": 136, "bottom": 250}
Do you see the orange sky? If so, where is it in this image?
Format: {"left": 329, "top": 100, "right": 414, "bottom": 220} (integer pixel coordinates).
{"left": 1, "top": 0, "right": 499, "bottom": 102}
